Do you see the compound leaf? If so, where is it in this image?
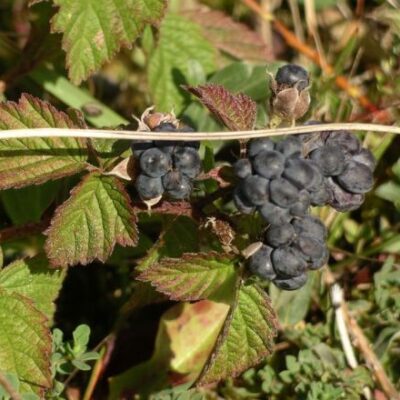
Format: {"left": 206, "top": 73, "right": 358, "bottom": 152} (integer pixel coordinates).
{"left": 45, "top": 172, "right": 138, "bottom": 267}
{"left": 51, "top": 0, "right": 167, "bottom": 84}
{"left": 0, "top": 290, "right": 52, "bottom": 395}
{"left": 0, "top": 256, "right": 65, "bottom": 322}
{"left": 185, "top": 84, "right": 257, "bottom": 131}
{"left": 148, "top": 14, "right": 216, "bottom": 113}
{"left": 0, "top": 94, "right": 87, "bottom": 189}
{"left": 137, "top": 252, "right": 237, "bottom": 301}
{"left": 197, "top": 281, "right": 278, "bottom": 385}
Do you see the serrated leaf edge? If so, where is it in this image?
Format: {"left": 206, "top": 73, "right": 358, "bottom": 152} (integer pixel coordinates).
{"left": 196, "top": 281, "right": 278, "bottom": 386}
{"left": 0, "top": 288, "right": 52, "bottom": 396}
{"left": 137, "top": 251, "right": 236, "bottom": 301}
{"left": 44, "top": 172, "right": 138, "bottom": 267}
{"left": 50, "top": 1, "right": 168, "bottom": 84}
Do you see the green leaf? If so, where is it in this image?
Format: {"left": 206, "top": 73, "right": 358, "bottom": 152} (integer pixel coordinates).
{"left": 45, "top": 172, "right": 138, "bottom": 267}
{"left": 209, "top": 62, "right": 281, "bottom": 101}
{"left": 71, "top": 360, "right": 91, "bottom": 371}
{"left": 0, "top": 256, "right": 65, "bottom": 322}
{"left": 30, "top": 67, "right": 128, "bottom": 127}
{"left": 148, "top": 14, "right": 216, "bottom": 113}
{"left": 51, "top": 0, "right": 167, "bottom": 84}
{"left": 72, "top": 324, "right": 90, "bottom": 348}
{"left": 0, "top": 94, "right": 87, "bottom": 189}
{"left": 138, "top": 252, "right": 237, "bottom": 301}
{"left": 185, "top": 84, "right": 257, "bottom": 131}
{"left": 183, "top": 10, "right": 273, "bottom": 62}
{"left": 376, "top": 181, "right": 400, "bottom": 209}
{"left": 1, "top": 181, "right": 61, "bottom": 225}
{"left": 0, "top": 290, "right": 52, "bottom": 395}
{"left": 197, "top": 282, "right": 278, "bottom": 386}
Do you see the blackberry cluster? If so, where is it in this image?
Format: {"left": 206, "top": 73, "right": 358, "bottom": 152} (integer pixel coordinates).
{"left": 234, "top": 135, "right": 330, "bottom": 290}
{"left": 234, "top": 130, "right": 375, "bottom": 290}
{"left": 132, "top": 122, "right": 201, "bottom": 201}
{"left": 301, "top": 129, "right": 375, "bottom": 212}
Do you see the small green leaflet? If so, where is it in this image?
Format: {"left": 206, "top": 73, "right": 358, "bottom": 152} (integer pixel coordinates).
{"left": 137, "top": 252, "right": 237, "bottom": 301}
{"left": 50, "top": 0, "right": 167, "bottom": 84}
{"left": 148, "top": 14, "right": 216, "bottom": 113}
{"left": 45, "top": 172, "right": 138, "bottom": 267}
{"left": 197, "top": 281, "right": 278, "bottom": 385}
{"left": 0, "top": 256, "right": 65, "bottom": 322}
{"left": 0, "top": 94, "right": 87, "bottom": 189}
{"left": 0, "top": 290, "right": 52, "bottom": 396}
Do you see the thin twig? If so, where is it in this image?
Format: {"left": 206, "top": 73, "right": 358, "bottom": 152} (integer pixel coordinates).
{"left": 331, "top": 282, "right": 372, "bottom": 399}
{"left": 0, "top": 218, "right": 50, "bottom": 243}
{"left": 331, "top": 283, "right": 359, "bottom": 369}
{"left": 0, "top": 122, "right": 400, "bottom": 142}
{"left": 0, "top": 372, "right": 21, "bottom": 400}
{"left": 326, "top": 269, "right": 399, "bottom": 400}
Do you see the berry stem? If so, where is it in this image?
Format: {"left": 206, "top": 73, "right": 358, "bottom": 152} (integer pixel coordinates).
{"left": 2, "top": 122, "right": 400, "bottom": 141}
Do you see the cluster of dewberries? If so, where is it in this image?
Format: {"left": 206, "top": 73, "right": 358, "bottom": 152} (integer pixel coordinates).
{"left": 234, "top": 135, "right": 330, "bottom": 290}
{"left": 234, "top": 64, "right": 376, "bottom": 290}
{"left": 132, "top": 122, "right": 201, "bottom": 201}
{"left": 300, "top": 129, "right": 375, "bottom": 212}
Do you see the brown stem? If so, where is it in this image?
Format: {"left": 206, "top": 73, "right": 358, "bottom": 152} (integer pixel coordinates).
{"left": 342, "top": 304, "right": 400, "bottom": 399}
{"left": 82, "top": 335, "right": 116, "bottom": 400}
{"left": 325, "top": 269, "right": 400, "bottom": 400}
{"left": 133, "top": 200, "right": 196, "bottom": 219}
{"left": 0, "top": 218, "right": 50, "bottom": 243}
{"left": 0, "top": 371, "right": 21, "bottom": 400}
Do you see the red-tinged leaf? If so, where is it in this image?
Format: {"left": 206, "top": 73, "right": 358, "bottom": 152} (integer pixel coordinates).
{"left": 137, "top": 252, "right": 237, "bottom": 301}
{"left": 0, "top": 290, "right": 52, "bottom": 396}
{"left": 0, "top": 255, "right": 65, "bottom": 323}
{"left": 183, "top": 9, "right": 273, "bottom": 62}
{"left": 45, "top": 172, "right": 138, "bottom": 267}
{"left": 184, "top": 84, "right": 257, "bottom": 131}
{"left": 0, "top": 94, "right": 87, "bottom": 189}
{"left": 197, "top": 281, "right": 278, "bottom": 386}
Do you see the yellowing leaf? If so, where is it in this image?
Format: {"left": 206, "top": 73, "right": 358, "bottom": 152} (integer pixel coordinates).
{"left": 45, "top": 172, "right": 138, "bottom": 267}
{"left": 109, "top": 300, "right": 229, "bottom": 398}
{"left": 51, "top": 0, "right": 167, "bottom": 84}
{"left": 0, "top": 94, "right": 87, "bottom": 189}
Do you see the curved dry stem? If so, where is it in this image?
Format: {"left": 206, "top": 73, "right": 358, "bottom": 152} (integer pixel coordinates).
{"left": 0, "top": 123, "right": 399, "bottom": 141}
